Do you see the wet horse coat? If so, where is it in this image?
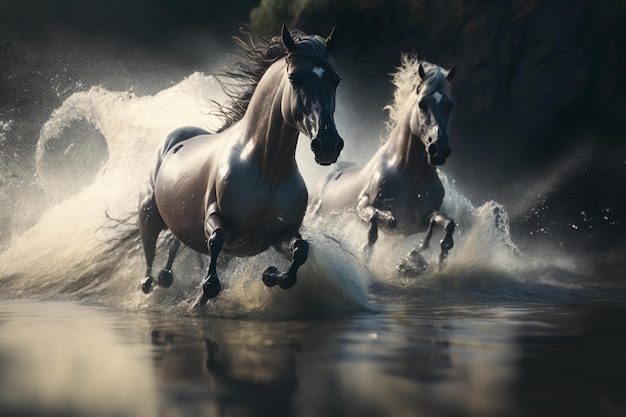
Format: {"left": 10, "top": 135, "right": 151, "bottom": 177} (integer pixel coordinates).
{"left": 310, "top": 55, "right": 456, "bottom": 268}
{"left": 138, "top": 26, "right": 343, "bottom": 305}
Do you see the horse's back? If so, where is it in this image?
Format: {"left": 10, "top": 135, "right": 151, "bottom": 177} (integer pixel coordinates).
{"left": 146, "top": 127, "right": 211, "bottom": 188}
{"left": 162, "top": 126, "right": 212, "bottom": 157}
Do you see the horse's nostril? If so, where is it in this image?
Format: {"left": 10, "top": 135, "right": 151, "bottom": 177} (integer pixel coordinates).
{"left": 311, "top": 138, "right": 322, "bottom": 154}
{"left": 336, "top": 139, "right": 344, "bottom": 153}
{"left": 428, "top": 143, "right": 438, "bottom": 156}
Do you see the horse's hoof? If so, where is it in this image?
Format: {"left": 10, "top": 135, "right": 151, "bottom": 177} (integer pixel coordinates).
{"left": 141, "top": 276, "right": 154, "bottom": 294}
{"left": 262, "top": 266, "right": 296, "bottom": 290}
{"left": 262, "top": 266, "right": 280, "bottom": 287}
{"left": 200, "top": 275, "right": 221, "bottom": 303}
{"left": 157, "top": 269, "right": 174, "bottom": 288}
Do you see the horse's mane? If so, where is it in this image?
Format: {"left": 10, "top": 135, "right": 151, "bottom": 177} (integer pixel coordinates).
{"left": 212, "top": 26, "right": 332, "bottom": 131}
{"left": 383, "top": 53, "right": 451, "bottom": 133}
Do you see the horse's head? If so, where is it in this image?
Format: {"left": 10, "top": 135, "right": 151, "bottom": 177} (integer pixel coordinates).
{"left": 410, "top": 62, "right": 455, "bottom": 166}
{"left": 281, "top": 25, "right": 344, "bottom": 166}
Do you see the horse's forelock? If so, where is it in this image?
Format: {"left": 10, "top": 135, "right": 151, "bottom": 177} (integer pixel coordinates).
{"left": 285, "top": 33, "right": 333, "bottom": 68}
{"left": 384, "top": 54, "right": 450, "bottom": 132}
{"left": 418, "top": 64, "right": 450, "bottom": 99}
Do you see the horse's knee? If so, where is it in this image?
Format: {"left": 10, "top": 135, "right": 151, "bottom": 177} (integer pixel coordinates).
{"left": 209, "top": 229, "right": 225, "bottom": 255}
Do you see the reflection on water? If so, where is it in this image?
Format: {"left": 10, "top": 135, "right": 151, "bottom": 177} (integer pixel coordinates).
{"left": 0, "top": 301, "right": 158, "bottom": 417}
{"left": 1, "top": 300, "right": 625, "bottom": 417}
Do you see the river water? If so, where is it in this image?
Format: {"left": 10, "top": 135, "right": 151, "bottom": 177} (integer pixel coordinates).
{"left": 0, "top": 73, "right": 624, "bottom": 417}
{"left": 1, "top": 297, "right": 624, "bottom": 417}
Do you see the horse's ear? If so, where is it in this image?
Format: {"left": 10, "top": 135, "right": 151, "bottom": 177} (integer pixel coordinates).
{"left": 418, "top": 63, "right": 426, "bottom": 80}
{"left": 325, "top": 26, "right": 337, "bottom": 52}
{"left": 282, "top": 24, "right": 297, "bottom": 52}
{"left": 446, "top": 65, "right": 456, "bottom": 81}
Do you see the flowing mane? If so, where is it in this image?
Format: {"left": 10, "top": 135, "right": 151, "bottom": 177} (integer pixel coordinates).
{"left": 212, "top": 26, "right": 335, "bottom": 131}
{"left": 383, "top": 53, "right": 451, "bottom": 132}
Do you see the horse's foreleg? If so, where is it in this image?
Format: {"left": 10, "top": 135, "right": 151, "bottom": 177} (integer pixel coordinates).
{"left": 356, "top": 194, "right": 397, "bottom": 246}
{"left": 263, "top": 234, "right": 309, "bottom": 290}
{"left": 139, "top": 194, "right": 166, "bottom": 294}
{"left": 155, "top": 236, "right": 180, "bottom": 288}
{"left": 357, "top": 194, "right": 379, "bottom": 245}
{"left": 398, "top": 212, "right": 455, "bottom": 275}
{"left": 422, "top": 212, "right": 456, "bottom": 266}
{"left": 196, "top": 206, "right": 224, "bottom": 306}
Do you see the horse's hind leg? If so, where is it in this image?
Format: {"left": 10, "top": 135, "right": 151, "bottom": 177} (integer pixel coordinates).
{"left": 155, "top": 235, "right": 181, "bottom": 288}
{"left": 263, "top": 234, "right": 309, "bottom": 290}
{"left": 139, "top": 193, "right": 166, "bottom": 293}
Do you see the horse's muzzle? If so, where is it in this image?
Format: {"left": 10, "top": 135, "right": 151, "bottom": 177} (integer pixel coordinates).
{"left": 311, "top": 136, "right": 344, "bottom": 166}
{"left": 427, "top": 142, "right": 451, "bottom": 166}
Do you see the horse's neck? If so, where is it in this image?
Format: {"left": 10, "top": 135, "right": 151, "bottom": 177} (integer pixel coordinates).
{"left": 240, "top": 60, "right": 300, "bottom": 184}
{"left": 384, "top": 100, "right": 430, "bottom": 176}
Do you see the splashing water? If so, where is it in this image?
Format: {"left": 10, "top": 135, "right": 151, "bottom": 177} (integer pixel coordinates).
{"left": 0, "top": 73, "right": 372, "bottom": 318}
{"left": 307, "top": 170, "right": 589, "bottom": 305}
{"left": 0, "top": 73, "right": 598, "bottom": 318}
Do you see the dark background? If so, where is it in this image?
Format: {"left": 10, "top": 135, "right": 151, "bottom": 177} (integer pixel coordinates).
{"left": 1, "top": 0, "right": 624, "bottom": 264}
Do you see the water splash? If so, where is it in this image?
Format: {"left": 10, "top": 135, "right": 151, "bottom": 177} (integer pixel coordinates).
{"left": 307, "top": 170, "right": 589, "bottom": 305}
{"left": 0, "top": 73, "right": 602, "bottom": 318}
{"left": 0, "top": 74, "right": 372, "bottom": 318}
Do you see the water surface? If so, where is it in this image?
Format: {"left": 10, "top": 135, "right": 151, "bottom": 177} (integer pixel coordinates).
{"left": 1, "top": 297, "right": 624, "bottom": 417}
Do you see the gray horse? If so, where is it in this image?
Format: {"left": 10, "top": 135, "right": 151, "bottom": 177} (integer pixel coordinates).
{"left": 310, "top": 54, "right": 455, "bottom": 270}
{"left": 138, "top": 26, "right": 344, "bottom": 306}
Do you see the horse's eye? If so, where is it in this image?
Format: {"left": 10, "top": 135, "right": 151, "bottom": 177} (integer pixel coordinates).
{"left": 418, "top": 100, "right": 428, "bottom": 111}
{"left": 289, "top": 73, "right": 301, "bottom": 87}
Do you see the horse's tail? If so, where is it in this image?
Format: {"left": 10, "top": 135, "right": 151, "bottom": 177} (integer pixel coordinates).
{"left": 103, "top": 210, "right": 144, "bottom": 258}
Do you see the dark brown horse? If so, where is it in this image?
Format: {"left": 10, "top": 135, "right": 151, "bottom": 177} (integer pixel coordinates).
{"left": 310, "top": 54, "right": 455, "bottom": 270}
{"left": 139, "top": 26, "right": 343, "bottom": 306}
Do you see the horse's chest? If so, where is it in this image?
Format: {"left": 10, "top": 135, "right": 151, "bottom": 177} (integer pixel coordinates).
{"left": 374, "top": 172, "right": 444, "bottom": 229}
{"left": 217, "top": 166, "right": 307, "bottom": 247}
